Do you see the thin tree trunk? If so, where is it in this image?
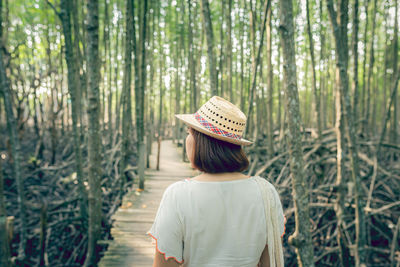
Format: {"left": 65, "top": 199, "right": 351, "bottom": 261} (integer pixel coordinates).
{"left": 104, "top": 1, "right": 111, "bottom": 139}
{"left": 266, "top": 7, "right": 274, "bottom": 156}
{"left": 0, "top": 159, "right": 10, "bottom": 266}
{"left": 319, "top": 1, "right": 326, "bottom": 130}
{"left": 240, "top": 1, "right": 245, "bottom": 110}
{"left": 352, "top": 0, "right": 360, "bottom": 126}
{"left": 59, "top": 47, "right": 65, "bottom": 137}
{"left": 245, "top": 0, "right": 271, "bottom": 137}
{"left": 226, "top": 0, "right": 233, "bottom": 101}
{"left": 45, "top": 19, "right": 58, "bottom": 165}
{"left": 84, "top": 0, "right": 102, "bottom": 265}
{"left": 107, "top": 6, "right": 113, "bottom": 147}
{"left": 331, "top": 32, "right": 352, "bottom": 266}
{"left": 364, "top": 0, "right": 377, "bottom": 132}
{"left": 0, "top": 0, "right": 27, "bottom": 260}
{"left": 188, "top": 0, "right": 197, "bottom": 112}
{"left": 174, "top": 3, "right": 183, "bottom": 143}
{"left": 121, "top": 0, "right": 134, "bottom": 189}
{"left": 114, "top": 16, "right": 121, "bottom": 135}
{"left": 59, "top": 0, "right": 87, "bottom": 225}
{"left": 137, "top": 0, "right": 148, "bottom": 190}
{"left": 72, "top": 0, "right": 85, "bottom": 134}
{"left": 306, "top": 0, "right": 322, "bottom": 141}
{"left": 217, "top": 2, "right": 224, "bottom": 97}
{"left": 157, "top": 6, "right": 163, "bottom": 171}
{"left": 377, "top": 67, "right": 400, "bottom": 154}
{"left": 147, "top": 4, "right": 156, "bottom": 167}
{"left": 200, "top": 0, "right": 217, "bottom": 96}
{"left": 361, "top": 0, "right": 370, "bottom": 130}
{"left": 277, "top": 44, "right": 282, "bottom": 133}
{"left": 390, "top": 0, "right": 398, "bottom": 143}
{"left": 327, "top": 0, "right": 366, "bottom": 265}
{"left": 278, "top": 0, "right": 315, "bottom": 265}
{"left": 382, "top": 3, "right": 390, "bottom": 127}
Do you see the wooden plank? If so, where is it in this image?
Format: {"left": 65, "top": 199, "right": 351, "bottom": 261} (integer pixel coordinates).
{"left": 98, "top": 140, "right": 197, "bottom": 266}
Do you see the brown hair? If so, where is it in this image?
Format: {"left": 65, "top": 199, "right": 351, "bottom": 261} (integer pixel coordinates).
{"left": 189, "top": 127, "right": 249, "bottom": 173}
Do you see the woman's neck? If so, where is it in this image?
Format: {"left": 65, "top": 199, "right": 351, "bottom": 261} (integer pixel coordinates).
{"left": 192, "top": 172, "right": 250, "bottom": 182}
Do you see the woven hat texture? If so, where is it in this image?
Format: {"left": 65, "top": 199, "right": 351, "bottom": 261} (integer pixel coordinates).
{"left": 175, "top": 96, "right": 253, "bottom": 146}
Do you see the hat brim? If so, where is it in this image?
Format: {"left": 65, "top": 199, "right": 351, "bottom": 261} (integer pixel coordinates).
{"left": 175, "top": 114, "right": 253, "bottom": 146}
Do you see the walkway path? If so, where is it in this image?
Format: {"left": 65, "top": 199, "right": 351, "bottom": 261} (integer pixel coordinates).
{"left": 99, "top": 140, "right": 197, "bottom": 267}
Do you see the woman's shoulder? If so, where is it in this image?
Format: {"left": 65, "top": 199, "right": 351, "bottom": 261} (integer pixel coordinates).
{"left": 163, "top": 179, "right": 190, "bottom": 196}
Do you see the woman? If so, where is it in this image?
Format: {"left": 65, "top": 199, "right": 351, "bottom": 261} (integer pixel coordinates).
{"left": 147, "top": 96, "right": 285, "bottom": 267}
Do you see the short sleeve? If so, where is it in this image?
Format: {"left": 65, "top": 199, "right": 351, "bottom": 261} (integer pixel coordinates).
{"left": 147, "top": 185, "right": 184, "bottom": 263}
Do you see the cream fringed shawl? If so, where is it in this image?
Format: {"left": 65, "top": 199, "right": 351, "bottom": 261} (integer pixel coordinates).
{"left": 254, "top": 176, "right": 284, "bottom": 267}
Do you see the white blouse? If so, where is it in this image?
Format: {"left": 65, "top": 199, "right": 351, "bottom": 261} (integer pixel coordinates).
{"left": 147, "top": 176, "right": 285, "bottom": 267}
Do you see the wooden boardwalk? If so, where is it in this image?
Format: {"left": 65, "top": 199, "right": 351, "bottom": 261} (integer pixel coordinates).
{"left": 99, "top": 140, "right": 197, "bottom": 267}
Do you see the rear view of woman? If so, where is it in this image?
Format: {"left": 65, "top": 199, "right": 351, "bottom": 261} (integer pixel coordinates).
{"left": 148, "top": 96, "right": 285, "bottom": 267}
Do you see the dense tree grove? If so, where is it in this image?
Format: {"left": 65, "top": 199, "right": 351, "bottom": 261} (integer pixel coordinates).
{"left": 0, "top": 0, "right": 399, "bottom": 266}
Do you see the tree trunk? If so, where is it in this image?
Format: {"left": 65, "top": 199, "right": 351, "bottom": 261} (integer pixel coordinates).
{"left": 352, "top": 0, "right": 360, "bottom": 126}
{"left": 0, "top": 0, "right": 27, "bottom": 260}
{"left": 390, "top": 0, "right": 398, "bottom": 143}
{"left": 378, "top": 67, "right": 400, "bottom": 154}
{"left": 114, "top": 16, "right": 121, "bottom": 135}
{"left": 104, "top": 1, "right": 112, "bottom": 146}
{"left": 174, "top": 2, "right": 182, "bottom": 143}
{"left": 217, "top": 3, "right": 224, "bottom": 97}
{"left": 157, "top": 7, "right": 163, "bottom": 171}
{"left": 45, "top": 20, "right": 58, "bottom": 165}
{"left": 306, "top": 0, "right": 322, "bottom": 141}
{"left": 319, "top": 1, "right": 327, "bottom": 130}
{"left": 278, "top": 0, "right": 315, "bottom": 266}
{"left": 147, "top": 5, "right": 156, "bottom": 167}
{"left": 84, "top": 0, "right": 102, "bottom": 265}
{"left": 360, "top": 0, "right": 370, "bottom": 131}
{"left": 72, "top": 0, "right": 86, "bottom": 134}
{"left": 226, "top": 0, "right": 233, "bottom": 101}
{"left": 188, "top": 0, "right": 197, "bottom": 112}
{"left": 364, "top": 0, "right": 377, "bottom": 132}
{"left": 266, "top": 6, "right": 274, "bottom": 156}
{"left": 245, "top": 0, "right": 271, "bottom": 138}
{"left": 240, "top": 1, "right": 245, "bottom": 110}
{"left": 200, "top": 0, "right": 217, "bottom": 96}
{"left": 327, "top": 0, "right": 366, "bottom": 265}
{"left": 277, "top": 44, "right": 282, "bottom": 133}
{"left": 137, "top": 0, "right": 148, "bottom": 190}
{"left": 59, "top": 0, "right": 87, "bottom": 226}
{"left": 382, "top": 4, "right": 390, "bottom": 128}
{"left": 121, "top": 0, "right": 134, "bottom": 190}
{"left": 0, "top": 159, "right": 10, "bottom": 267}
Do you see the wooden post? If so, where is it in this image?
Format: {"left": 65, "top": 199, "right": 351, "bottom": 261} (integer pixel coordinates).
{"left": 182, "top": 132, "right": 186, "bottom": 162}
{"left": 138, "top": 142, "right": 146, "bottom": 190}
{"left": 156, "top": 136, "right": 161, "bottom": 171}
{"left": 146, "top": 129, "right": 152, "bottom": 168}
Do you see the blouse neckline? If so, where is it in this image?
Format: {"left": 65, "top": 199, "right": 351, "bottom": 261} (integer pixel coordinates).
{"left": 186, "top": 176, "right": 256, "bottom": 184}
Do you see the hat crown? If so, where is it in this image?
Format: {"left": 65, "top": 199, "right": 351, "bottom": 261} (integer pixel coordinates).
{"left": 196, "top": 96, "right": 247, "bottom": 138}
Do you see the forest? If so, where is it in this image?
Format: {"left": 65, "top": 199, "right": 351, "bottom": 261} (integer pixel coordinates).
{"left": 0, "top": 0, "right": 399, "bottom": 266}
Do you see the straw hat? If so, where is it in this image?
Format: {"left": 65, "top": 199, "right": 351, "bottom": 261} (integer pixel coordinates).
{"left": 175, "top": 96, "right": 253, "bottom": 146}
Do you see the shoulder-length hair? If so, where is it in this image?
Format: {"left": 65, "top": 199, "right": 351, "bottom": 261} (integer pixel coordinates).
{"left": 189, "top": 127, "right": 249, "bottom": 173}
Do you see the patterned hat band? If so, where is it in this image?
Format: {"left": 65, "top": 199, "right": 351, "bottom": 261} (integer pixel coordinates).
{"left": 194, "top": 112, "right": 243, "bottom": 140}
